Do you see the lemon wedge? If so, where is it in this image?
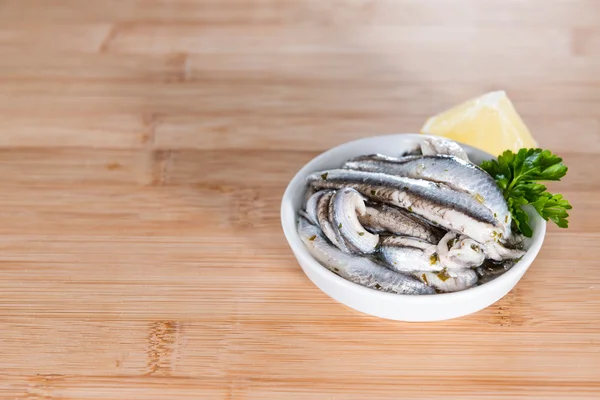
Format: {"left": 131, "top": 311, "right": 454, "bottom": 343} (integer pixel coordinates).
{"left": 420, "top": 90, "right": 537, "bottom": 156}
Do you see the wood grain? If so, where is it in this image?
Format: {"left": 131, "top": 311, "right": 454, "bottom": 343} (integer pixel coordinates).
{"left": 0, "top": 1, "right": 599, "bottom": 399}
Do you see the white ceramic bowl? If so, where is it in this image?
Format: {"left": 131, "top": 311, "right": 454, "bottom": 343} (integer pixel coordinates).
{"left": 281, "top": 133, "right": 546, "bottom": 322}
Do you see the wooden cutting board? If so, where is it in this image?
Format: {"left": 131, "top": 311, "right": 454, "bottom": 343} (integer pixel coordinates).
{"left": 0, "top": 1, "right": 599, "bottom": 399}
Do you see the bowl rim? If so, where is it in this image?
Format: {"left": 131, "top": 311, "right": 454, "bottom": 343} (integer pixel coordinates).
{"left": 280, "top": 133, "right": 547, "bottom": 302}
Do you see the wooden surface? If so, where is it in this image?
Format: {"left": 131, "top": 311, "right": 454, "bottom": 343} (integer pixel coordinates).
{"left": 0, "top": 1, "right": 599, "bottom": 399}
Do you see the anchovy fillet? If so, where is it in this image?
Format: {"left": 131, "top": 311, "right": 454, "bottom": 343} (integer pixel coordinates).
{"left": 329, "top": 188, "right": 379, "bottom": 254}
{"left": 316, "top": 191, "right": 350, "bottom": 252}
{"left": 297, "top": 217, "right": 435, "bottom": 295}
{"left": 380, "top": 236, "right": 443, "bottom": 272}
{"left": 416, "top": 268, "right": 478, "bottom": 293}
{"left": 437, "top": 232, "right": 486, "bottom": 269}
{"left": 305, "top": 190, "right": 328, "bottom": 226}
{"left": 343, "top": 154, "right": 511, "bottom": 235}
{"left": 307, "top": 169, "right": 501, "bottom": 244}
{"left": 359, "top": 203, "right": 444, "bottom": 243}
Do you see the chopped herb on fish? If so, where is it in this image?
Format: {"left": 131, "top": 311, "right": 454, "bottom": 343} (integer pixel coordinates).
{"left": 321, "top": 172, "right": 328, "bottom": 180}
{"left": 436, "top": 269, "right": 451, "bottom": 282}
{"left": 429, "top": 253, "right": 439, "bottom": 265}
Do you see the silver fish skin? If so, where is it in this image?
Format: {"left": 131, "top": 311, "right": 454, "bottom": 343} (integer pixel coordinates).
{"left": 307, "top": 169, "right": 501, "bottom": 244}
{"left": 329, "top": 188, "right": 379, "bottom": 254}
{"left": 476, "top": 262, "right": 508, "bottom": 278}
{"left": 297, "top": 209, "right": 311, "bottom": 222}
{"left": 343, "top": 153, "right": 511, "bottom": 235}
{"left": 297, "top": 217, "right": 435, "bottom": 295}
{"left": 380, "top": 236, "right": 444, "bottom": 272}
{"left": 305, "top": 190, "right": 329, "bottom": 226}
{"left": 303, "top": 186, "right": 317, "bottom": 208}
{"left": 417, "top": 268, "right": 478, "bottom": 293}
{"left": 475, "top": 259, "right": 517, "bottom": 284}
{"left": 316, "top": 191, "right": 351, "bottom": 253}
{"left": 420, "top": 136, "right": 469, "bottom": 161}
{"left": 359, "top": 203, "right": 444, "bottom": 243}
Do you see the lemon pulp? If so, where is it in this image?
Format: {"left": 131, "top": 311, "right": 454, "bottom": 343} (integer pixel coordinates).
{"left": 420, "top": 90, "right": 537, "bottom": 156}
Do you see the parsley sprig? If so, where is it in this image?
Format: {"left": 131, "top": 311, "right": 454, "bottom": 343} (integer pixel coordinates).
{"left": 480, "top": 148, "right": 572, "bottom": 237}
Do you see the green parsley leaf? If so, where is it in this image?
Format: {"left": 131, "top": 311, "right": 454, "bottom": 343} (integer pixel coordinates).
{"left": 508, "top": 196, "right": 532, "bottom": 237}
{"left": 480, "top": 148, "right": 571, "bottom": 237}
{"left": 532, "top": 193, "right": 572, "bottom": 228}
